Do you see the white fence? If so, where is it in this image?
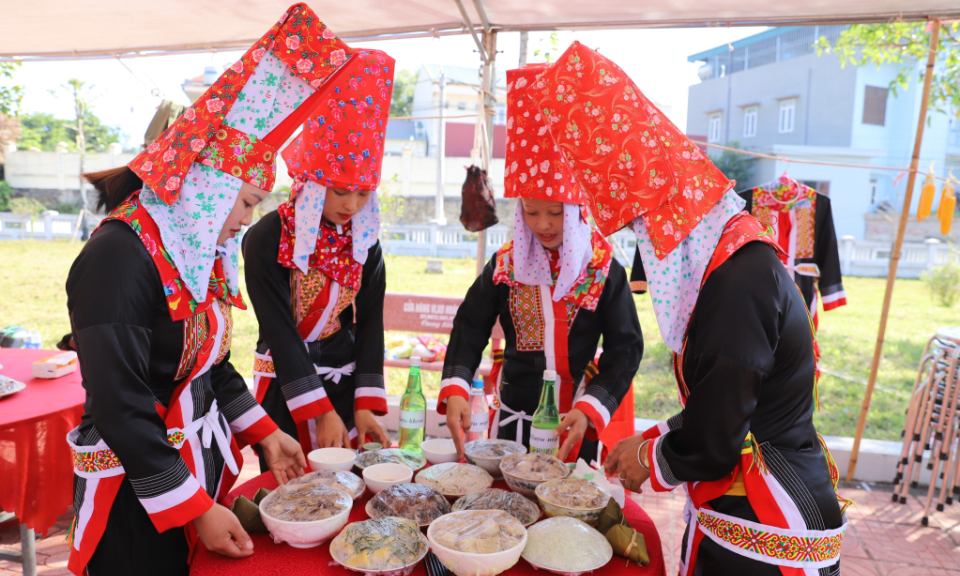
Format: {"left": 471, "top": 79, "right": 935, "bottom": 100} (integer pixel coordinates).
{"left": 0, "top": 211, "right": 102, "bottom": 240}
{"left": 840, "top": 235, "right": 959, "bottom": 279}
{"left": 2, "top": 214, "right": 956, "bottom": 279}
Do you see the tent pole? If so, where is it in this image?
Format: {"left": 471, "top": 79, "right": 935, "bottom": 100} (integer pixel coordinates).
{"left": 476, "top": 28, "right": 497, "bottom": 277}
{"left": 846, "top": 19, "right": 941, "bottom": 483}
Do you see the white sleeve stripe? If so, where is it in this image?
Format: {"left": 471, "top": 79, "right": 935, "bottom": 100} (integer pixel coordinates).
{"left": 138, "top": 474, "right": 203, "bottom": 514}
{"left": 286, "top": 387, "right": 328, "bottom": 411}
{"left": 577, "top": 395, "right": 612, "bottom": 426}
{"left": 228, "top": 404, "right": 268, "bottom": 434}
{"left": 355, "top": 387, "right": 387, "bottom": 399}
{"left": 821, "top": 290, "right": 846, "bottom": 304}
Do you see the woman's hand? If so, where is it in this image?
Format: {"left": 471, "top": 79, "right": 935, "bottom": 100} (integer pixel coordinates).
{"left": 194, "top": 503, "right": 254, "bottom": 558}
{"left": 355, "top": 409, "right": 390, "bottom": 448}
{"left": 605, "top": 434, "right": 651, "bottom": 493}
{"left": 555, "top": 408, "right": 590, "bottom": 461}
{"left": 259, "top": 429, "right": 306, "bottom": 485}
{"left": 445, "top": 395, "right": 470, "bottom": 460}
{"left": 315, "top": 410, "right": 351, "bottom": 449}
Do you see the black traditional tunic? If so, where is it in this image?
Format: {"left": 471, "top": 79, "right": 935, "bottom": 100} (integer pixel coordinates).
{"left": 243, "top": 210, "right": 387, "bottom": 463}
{"left": 632, "top": 242, "right": 844, "bottom": 575}
{"left": 67, "top": 211, "right": 275, "bottom": 576}
{"left": 739, "top": 190, "right": 847, "bottom": 321}
{"left": 438, "top": 244, "right": 643, "bottom": 461}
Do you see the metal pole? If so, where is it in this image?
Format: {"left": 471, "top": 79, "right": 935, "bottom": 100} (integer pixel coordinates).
{"left": 476, "top": 30, "right": 497, "bottom": 276}
{"left": 435, "top": 70, "right": 447, "bottom": 225}
{"left": 846, "top": 20, "right": 941, "bottom": 483}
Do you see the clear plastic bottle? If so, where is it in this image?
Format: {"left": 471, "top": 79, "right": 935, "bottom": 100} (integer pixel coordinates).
{"left": 25, "top": 330, "right": 42, "bottom": 349}
{"left": 398, "top": 357, "right": 426, "bottom": 453}
{"left": 530, "top": 369, "right": 560, "bottom": 455}
{"left": 465, "top": 378, "right": 489, "bottom": 443}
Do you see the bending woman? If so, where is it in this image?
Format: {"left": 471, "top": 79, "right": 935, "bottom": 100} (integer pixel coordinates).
{"left": 438, "top": 64, "right": 643, "bottom": 462}
{"left": 63, "top": 6, "right": 357, "bottom": 574}
{"left": 243, "top": 48, "right": 394, "bottom": 460}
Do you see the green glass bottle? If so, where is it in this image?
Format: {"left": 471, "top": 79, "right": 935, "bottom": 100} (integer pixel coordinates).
{"left": 530, "top": 369, "right": 560, "bottom": 455}
{"left": 398, "top": 357, "right": 426, "bottom": 453}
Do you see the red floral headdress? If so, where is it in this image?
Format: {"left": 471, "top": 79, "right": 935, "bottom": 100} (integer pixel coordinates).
{"left": 526, "top": 42, "right": 733, "bottom": 259}
{"left": 504, "top": 64, "right": 584, "bottom": 204}
{"left": 281, "top": 49, "right": 396, "bottom": 191}
{"left": 129, "top": 3, "right": 355, "bottom": 204}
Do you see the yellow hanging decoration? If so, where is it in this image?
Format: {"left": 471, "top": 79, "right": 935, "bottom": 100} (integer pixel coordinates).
{"left": 917, "top": 162, "right": 936, "bottom": 221}
{"left": 939, "top": 173, "right": 956, "bottom": 235}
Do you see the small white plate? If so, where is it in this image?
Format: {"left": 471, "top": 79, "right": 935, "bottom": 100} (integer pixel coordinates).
{"left": 0, "top": 375, "right": 26, "bottom": 399}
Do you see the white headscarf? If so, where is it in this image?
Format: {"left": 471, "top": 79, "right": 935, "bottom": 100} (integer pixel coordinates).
{"left": 141, "top": 164, "right": 242, "bottom": 303}
{"left": 631, "top": 191, "right": 746, "bottom": 353}
{"left": 289, "top": 179, "right": 381, "bottom": 274}
{"left": 512, "top": 200, "right": 593, "bottom": 302}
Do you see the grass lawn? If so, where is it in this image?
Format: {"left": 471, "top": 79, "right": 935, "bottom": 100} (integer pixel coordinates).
{"left": 2, "top": 240, "right": 958, "bottom": 440}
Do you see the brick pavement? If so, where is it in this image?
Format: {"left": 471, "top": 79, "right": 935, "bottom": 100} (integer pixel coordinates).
{"left": 3, "top": 448, "right": 959, "bottom": 575}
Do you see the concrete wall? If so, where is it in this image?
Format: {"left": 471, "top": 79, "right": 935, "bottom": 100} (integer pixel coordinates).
{"left": 687, "top": 51, "right": 857, "bottom": 149}
{"left": 5, "top": 144, "right": 134, "bottom": 192}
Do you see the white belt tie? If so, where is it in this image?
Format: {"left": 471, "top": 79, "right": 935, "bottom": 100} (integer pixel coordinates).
{"left": 316, "top": 362, "right": 356, "bottom": 384}
{"left": 496, "top": 404, "right": 533, "bottom": 445}
{"left": 180, "top": 400, "right": 239, "bottom": 476}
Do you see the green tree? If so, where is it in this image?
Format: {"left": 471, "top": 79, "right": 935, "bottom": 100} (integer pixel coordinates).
{"left": 390, "top": 69, "right": 418, "bottom": 118}
{"left": 0, "top": 62, "right": 24, "bottom": 116}
{"left": 17, "top": 111, "right": 119, "bottom": 152}
{"left": 818, "top": 22, "right": 960, "bottom": 117}
{"left": 709, "top": 141, "right": 754, "bottom": 186}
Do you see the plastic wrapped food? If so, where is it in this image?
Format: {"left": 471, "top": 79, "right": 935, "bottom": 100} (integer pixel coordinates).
{"left": 261, "top": 484, "right": 351, "bottom": 522}
{"left": 330, "top": 517, "right": 429, "bottom": 574}
{"left": 465, "top": 439, "right": 526, "bottom": 459}
{"left": 538, "top": 479, "right": 610, "bottom": 510}
{"left": 500, "top": 453, "right": 568, "bottom": 481}
{"left": 522, "top": 517, "right": 613, "bottom": 575}
{"left": 283, "top": 470, "right": 365, "bottom": 500}
{"left": 431, "top": 510, "right": 525, "bottom": 554}
{"left": 415, "top": 463, "right": 493, "bottom": 498}
{"left": 367, "top": 483, "right": 452, "bottom": 526}
{"left": 453, "top": 489, "right": 540, "bottom": 526}
{"left": 356, "top": 448, "right": 426, "bottom": 471}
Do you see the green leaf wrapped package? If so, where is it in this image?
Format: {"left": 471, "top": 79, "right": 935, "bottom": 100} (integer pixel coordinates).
{"left": 596, "top": 497, "right": 626, "bottom": 536}
{"left": 606, "top": 524, "right": 649, "bottom": 566}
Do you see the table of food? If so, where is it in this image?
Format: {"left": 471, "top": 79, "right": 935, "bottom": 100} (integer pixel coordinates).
{"left": 190, "top": 440, "right": 666, "bottom": 576}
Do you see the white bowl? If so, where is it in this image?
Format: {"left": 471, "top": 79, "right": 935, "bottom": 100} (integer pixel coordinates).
{"left": 421, "top": 438, "right": 460, "bottom": 465}
{"left": 308, "top": 447, "right": 357, "bottom": 472}
{"left": 362, "top": 463, "right": 414, "bottom": 494}
{"left": 464, "top": 439, "right": 526, "bottom": 479}
{"left": 427, "top": 511, "right": 527, "bottom": 576}
{"left": 258, "top": 489, "right": 352, "bottom": 549}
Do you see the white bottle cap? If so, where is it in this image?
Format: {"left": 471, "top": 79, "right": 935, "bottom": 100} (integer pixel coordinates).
{"left": 543, "top": 369, "right": 557, "bottom": 381}
{"left": 410, "top": 356, "right": 421, "bottom": 367}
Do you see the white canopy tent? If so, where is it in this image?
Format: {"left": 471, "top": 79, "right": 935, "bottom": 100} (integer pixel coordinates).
{"left": 2, "top": 0, "right": 958, "bottom": 59}
{"left": 1, "top": 0, "right": 953, "bottom": 490}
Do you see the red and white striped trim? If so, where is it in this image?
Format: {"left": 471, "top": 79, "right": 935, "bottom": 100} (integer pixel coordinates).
{"left": 287, "top": 385, "right": 333, "bottom": 422}
{"left": 573, "top": 395, "right": 611, "bottom": 434}
{"left": 642, "top": 419, "right": 671, "bottom": 440}
{"left": 355, "top": 386, "right": 388, "bottom": 414}
{"left": 648, "top": 436, "right": 683, "bottom": 492}
{"left": 303, "top": 280, "right": 340, "bottom": 343}
{"left": 229, "top": 404, "right": 277, "bottom": 446}
{"left": 821, "top": 289, "right": 847, "bottom": 311}
{"left": 139, "top": 474, "right": 215, "bottom": 533}
{"left": 437, "top": 377, "right": 470, "bottom": 415}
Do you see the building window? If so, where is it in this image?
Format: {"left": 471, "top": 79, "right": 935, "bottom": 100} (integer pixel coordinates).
{"left": 743, "top": 106, "right": 758, "bottom": 138}
{"left": 869, "top": 179, "right": 879, "bottom": 205}
{"left": 494, "top": 104, "right": 506, "bottom": 125}
{"left": 708, "top": 113, "right": 722, "bottom": 143}
{"left": 778, "top": 99, "right": 796, "bottom": 133}
{"left": 862, "top": 86, "right": 888, "bottom": 126}
{"left": 457, "top": 101, "right": 467, "bottom": 110}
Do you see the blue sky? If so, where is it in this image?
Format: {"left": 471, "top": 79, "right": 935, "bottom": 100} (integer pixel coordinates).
{"left": 4, "top": 27, "right": 765, "bottom": 149}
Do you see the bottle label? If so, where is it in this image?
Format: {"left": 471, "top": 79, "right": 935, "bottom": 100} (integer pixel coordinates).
{"left": 399, "top": 409, "right": 425, "bottom": 429}
{"left": 471, "top": 411, "right": 489, "bottom": 432}
{"left": 529, "top": 426, "right": 559, "bottom": 453}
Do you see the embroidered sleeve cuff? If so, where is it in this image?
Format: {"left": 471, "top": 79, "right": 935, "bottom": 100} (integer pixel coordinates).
{"left": 129, "top": 459, "right": 215, "bottom": 532}
{"left": 820, "top": 284, "right": 847, "bottom": 311}
{"left": 648, "top": 435, "right": 684, "bottom": 492}
{"left": 354, "top": 374, "right": 388, "bottom": 415}
{"left": 220, "top": 392, "right": 278, "bottom": 446}
{"left": 436, "top": 379, "right": 470, "bottom": 416}
{"left": 630, "top": 280, "right": 648, "bottom": 294}
{"left": 281, "top": 373, "right": 334, "bottom": 423}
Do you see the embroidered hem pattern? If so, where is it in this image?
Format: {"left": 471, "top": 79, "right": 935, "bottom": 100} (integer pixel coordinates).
{"left": 696, "top": 510, "right": 844, "bottom": 569}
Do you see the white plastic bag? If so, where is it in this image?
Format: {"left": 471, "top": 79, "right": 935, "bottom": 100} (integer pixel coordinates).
{"left": 567, "top": 458, "right": 625, "bottom": 508}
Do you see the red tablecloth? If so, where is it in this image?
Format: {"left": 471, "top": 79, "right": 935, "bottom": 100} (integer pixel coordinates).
{"left": 191, "top": 471, "right": 667, "bottom": 576}
{"left": 0, "top": 348, "right": 85, "bottom": 534}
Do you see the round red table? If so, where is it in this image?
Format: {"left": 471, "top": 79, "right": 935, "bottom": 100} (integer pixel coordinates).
{"left": 0, "top": 348, "right": 85, "bottom": 534}
{"left": 190, "top": 471, "right": 667, "bottom": 576}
